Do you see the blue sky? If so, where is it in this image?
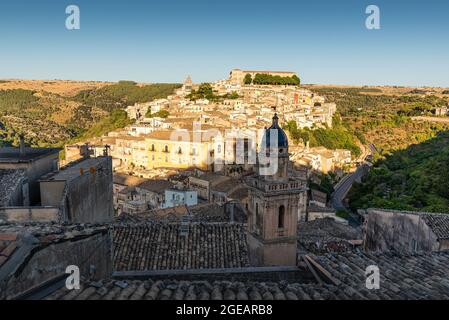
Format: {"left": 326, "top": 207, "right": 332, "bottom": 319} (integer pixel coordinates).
{"left": 0, "top": 0, "right": 448, "bottom": 86}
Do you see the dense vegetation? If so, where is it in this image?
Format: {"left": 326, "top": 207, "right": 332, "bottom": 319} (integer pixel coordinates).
{"left": 348, "top": 131, "right": 449, "bottom": 213}
{"left": 309, "top": 87, "right": 449, "bottom": 155}
{"left": 0, "top": 89, "right": 41, "bottom": 116}
{"left": 284, "top": 116, "right": 362, "bottom": 157}
{"left": 0, "top": 82, "right": 181, "bottom": 148}
{"left": 308, "top": 87, "right": 449, "bottom": 213}
{"left": 145, "top": 109, "right": 170, "bottom": 118}
{"left": 73, "top": 81, "right": 181, "bottom": 112}
{"left": 74, "top": 109, "right": 134, "bottom": 142}
{"left": 245, "top": 73, "right": 300, "bottom": 86}
{"left": 187, "top": 83, "right": 239, "bottom": 101}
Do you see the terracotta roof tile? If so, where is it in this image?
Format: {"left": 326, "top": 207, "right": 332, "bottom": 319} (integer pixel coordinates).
{"left": 112, "top": 223, "right": 250, "bottom": 271}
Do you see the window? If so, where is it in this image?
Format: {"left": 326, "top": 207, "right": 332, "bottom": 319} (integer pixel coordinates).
{"left": 178, "top": 147, "right": 182, "bottom": 154}
{"left": 164, "top": 145, "right": 169, "bottom": 153}
{"left": 278, "top": 205, "right": 285, "bottom": 229}
{"left": 151, "top": 144, "right": 155, "bottom": 151}
{"left": 217, "top": 144, "right": 222, "bottom": 153}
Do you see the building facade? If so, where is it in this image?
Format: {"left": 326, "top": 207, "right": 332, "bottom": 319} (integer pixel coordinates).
{"left": 229, "top": 69, "right": 297, "bottom": 85}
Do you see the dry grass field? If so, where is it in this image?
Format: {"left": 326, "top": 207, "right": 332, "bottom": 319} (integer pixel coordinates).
{"left": 0, "top": 79, "right": 112, "bottom": 96}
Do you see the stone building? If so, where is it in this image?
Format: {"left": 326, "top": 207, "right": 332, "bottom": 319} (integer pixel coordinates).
{"left": 229, "top": 69, "right": 297, "bottom": 85}
{"left": 364, "top": 208, "right": 449, "bottom": 253}
{"left": 145, "top": 130, "right": 214, "bottom": 170}
{"left": 182, "top": 75, "right": 193, "bottom": 94}
{"left": 246, "top": 114, "right": 307, "bottom": 266}
{"left": 0, "top": 144, "right": 60, "bottom": 205}
{"left": 39, "top": 157, "right": 114, "bottom": 224}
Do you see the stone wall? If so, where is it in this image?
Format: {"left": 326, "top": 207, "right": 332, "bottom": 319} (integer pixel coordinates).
{"left": 1, "top": 231, "right": 111, "bottom": 300}
{"left": 364, "top": 209, "right": 440, "bottom": 252}
{"left": 62, "top": 157, "right": 114, "bottom": 224}
{"left": 0, "top": 207, "right": 59, "bottom": 222}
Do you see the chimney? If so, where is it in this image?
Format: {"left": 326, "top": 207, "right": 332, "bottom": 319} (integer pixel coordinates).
{"left": 19, "top": 135, "right": 26, "bottom": 157}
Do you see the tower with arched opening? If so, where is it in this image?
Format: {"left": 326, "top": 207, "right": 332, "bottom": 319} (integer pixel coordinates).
{"left": 246, "top": 114, "right": 307, "bottom": 266}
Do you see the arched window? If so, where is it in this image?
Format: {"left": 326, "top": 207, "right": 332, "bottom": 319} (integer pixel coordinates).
{"left": 164, "top": 145, "right": 169, "bottom": 153}
{"left": 151, "top": 144, "right": 155, "bottom": 151}
{"left": 178, "top": 146, "right": 182, "bottom": 154}
{"left": 278, "top": 205, "right": 285, "bottom": 229}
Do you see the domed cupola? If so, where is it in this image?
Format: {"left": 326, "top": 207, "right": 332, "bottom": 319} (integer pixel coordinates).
{"left": 262, "top": 113, "right": 288, "bottom": 149}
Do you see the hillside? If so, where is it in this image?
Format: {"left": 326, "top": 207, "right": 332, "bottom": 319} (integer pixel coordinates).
{"left": 0, "top": 80, "right": 181, "bottom": 147}
{"left": 0, "top": 79, "right": 111, "bottom": 96}
{"left": 306, "top": 86, "right": 449, "bottom": 155}
{"left": 348, "top": 131, "right": 449, "bottom": 213}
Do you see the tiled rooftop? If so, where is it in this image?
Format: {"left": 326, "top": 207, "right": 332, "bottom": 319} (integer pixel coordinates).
{"left": 421, "top": 214, "right": 449, "bottom": 240}
{"left": 112, "top": 223, "right": 250, "bottom": 271}
{"left": 115, "top": 203, "right": 231, "bottom": 223}
{"left": 45, "top": 250, "right": 449, "bottom": 300}
{"left": 0, "top": 169, "right": 26, "bottom": 207}
{"left": 311, "top": 251, "right": 449, "bottom": 299}
{"left": 297, "top": 218, "right": 362, "bottom": 254}
{"left": 0, "top": 221, "right": 108, "bottom": 269}
{"left": 45, "top": 279, "right": 338, "bottom": 300}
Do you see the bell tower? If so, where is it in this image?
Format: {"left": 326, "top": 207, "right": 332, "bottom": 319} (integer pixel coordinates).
{"left": 246, "top": 114, "right": 307, "bottom": 266}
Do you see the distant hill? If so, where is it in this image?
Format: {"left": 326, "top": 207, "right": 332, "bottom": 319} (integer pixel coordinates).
{"left": 0, "top": 80, "right": 181, "bottom": 147}
{"left": 305, "top": 85, "right": 449, "bottom": 155}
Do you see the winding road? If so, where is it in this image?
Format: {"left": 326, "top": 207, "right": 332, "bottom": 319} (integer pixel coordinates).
{"left": 330, "top": 163, "right": 370, "bottom": 211}
{"left": 330, "top": 144, "right": 374, "bottom": 226}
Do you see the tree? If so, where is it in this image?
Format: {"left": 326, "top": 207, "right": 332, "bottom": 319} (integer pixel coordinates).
{"left": 292, "top": 75, "right": 301, "bottom": 85}
{"left": 244, "top": 74, "right": 252, "bottom": 85}
{"left": 146, "top": 110, "right": 169, "bottom": 118}
{"left": 252, "top": 73, "right": 300, "bottom": 86}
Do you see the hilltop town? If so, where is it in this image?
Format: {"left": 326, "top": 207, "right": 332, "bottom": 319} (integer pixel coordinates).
{"left": 59, "top": 70, "right": 348, "bottom": 209}
{"left": 1, "top": 69, "right": 449, "bottom": 301}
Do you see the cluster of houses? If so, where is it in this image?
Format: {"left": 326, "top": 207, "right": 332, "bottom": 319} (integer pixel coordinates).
{"left": 64, "top": 70, "right": 342, "bottom": 178}
{"left": 291, "top": 144, "right": 352, "bottom": 174}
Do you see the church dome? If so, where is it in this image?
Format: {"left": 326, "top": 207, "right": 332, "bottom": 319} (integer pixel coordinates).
{"left": 262, "top": 113, "right": 288, "bottom": 148}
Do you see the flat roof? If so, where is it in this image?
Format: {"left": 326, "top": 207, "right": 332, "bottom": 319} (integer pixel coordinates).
{"left": 40, "top": 157, "right": 108, "bottom": 182}
{"left": 0, "top": 147, "right": 61, "bottom": 163}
